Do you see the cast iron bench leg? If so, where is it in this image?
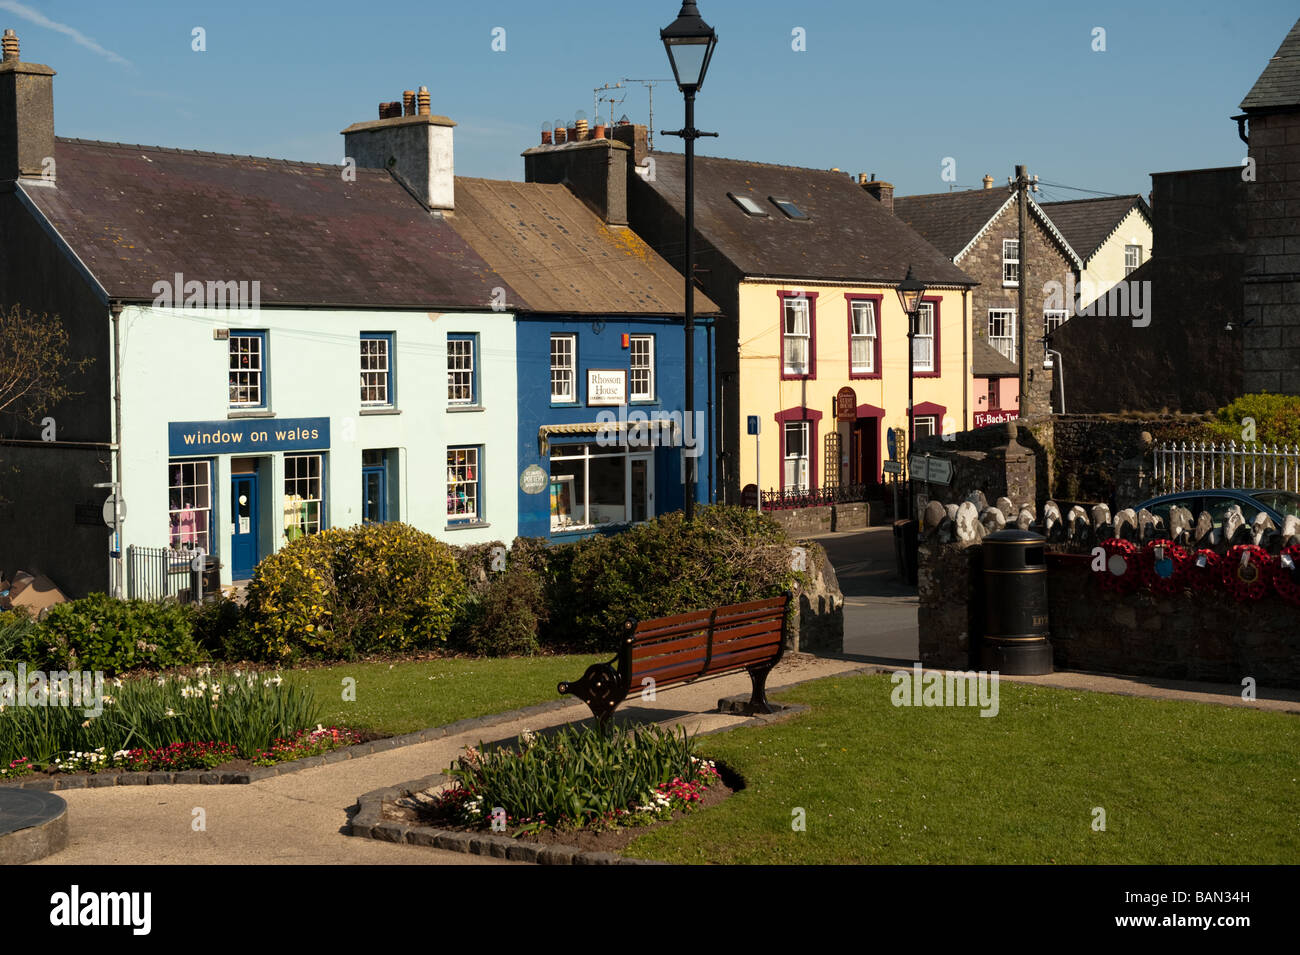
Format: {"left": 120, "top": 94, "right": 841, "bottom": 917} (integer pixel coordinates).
{"left": 746, "top": 663, "right": 777, "bottom": 715}
{"left": 558, "top": 662, "right": 625, "bottom": 726}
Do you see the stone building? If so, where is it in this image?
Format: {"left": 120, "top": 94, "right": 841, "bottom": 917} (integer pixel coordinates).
{"left": 892, "top": 178, "right": 1081, "bottom": 420}
{"left": 1237, "top": 17, "right": 1300, "bottom": 395}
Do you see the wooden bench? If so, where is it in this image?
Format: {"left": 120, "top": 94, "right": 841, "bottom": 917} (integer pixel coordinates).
{"left": 558, "top": 595, "right": 790, "bottom": 723}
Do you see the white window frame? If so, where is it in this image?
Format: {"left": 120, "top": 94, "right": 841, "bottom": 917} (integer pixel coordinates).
{"left": 168, "top": 460, "right": 212, "bottom": 553}
{"left": 551, "top": 334, "right": 576, "bottom": 403}
{"left": 360, "top": 334, "right": 392, "bottom": 407}
{"left": 1002, "top": 239, "right": 1020, "bottom": 287}
{"left": 1124, "top": 244, "right": 1143, "bottom": 275}
{"left": 549, "top": 443, "right": 650, "bottom": 532}
{"left": 988, "top": 309, "right": 1017, "bottom": 365}
{"left": 629, "top": 335, "right": 655, "bottom": 401}
{"left": 283, "top": 454, "right": 323, "bottom": 541}
{"left": 783, "top": 421, "right": 810, "bottom": 492}
{"left": 914, "top": 416, "right": 937, "bottom": 440}
{"left": 783, "top": 296, "right": 810, "bottom": 376}
{"left": 228, "top": 332, "right": 265, "bottom": 409}
{"left": 447, "top": 335, "right": 475, "bottom": 406}
{"left": 912, "top": 302, "right": 935, "bottom": 373}
{"left": 850, "top": 300, "right": 876, "bottom": 375}
{"left": 1043, "top": 309, "right": 1068, "bottom": 366}
{"left": 447, "top": 446, "right": 481, "bottom": 524}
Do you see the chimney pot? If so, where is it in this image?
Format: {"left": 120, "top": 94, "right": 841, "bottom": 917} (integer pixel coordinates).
{"left": 403, "top": 90, "right": 416, "bottom": 116}
{"left": 982, "top": 174, "right": 994, "bottom": 190}
{"left": 417, "top": 86, "right": 430, "bottom": 116}
{"left": 2, "top": 29, "right": 18, "bottom": 62}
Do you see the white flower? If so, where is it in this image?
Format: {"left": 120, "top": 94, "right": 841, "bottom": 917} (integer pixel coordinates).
{"left": 156, "top": 677, "right": 167, "bottom": 686}
{"left": 112, "top": 678, "right": 123, "bottom": 689}
{"left": 164, "top": 708, "right": 176, "bottom": 718}
{"left": 81, "top": 719, "right": 91, "bottom": 728}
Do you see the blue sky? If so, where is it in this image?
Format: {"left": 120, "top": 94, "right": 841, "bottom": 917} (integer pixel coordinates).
{"left": 3, "top": 0, "right": 1295, "bottom": 200}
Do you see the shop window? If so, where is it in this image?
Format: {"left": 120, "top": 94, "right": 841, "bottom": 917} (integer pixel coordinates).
{"left": 284, "top": 454, "right": 323, "bottom": 541}
{"left": 168, "top": 460, "right": 212, "bottom": 553}
{"left": 361, "top": 333, "right": 394, "bottom": 407}
{"left": 549, "top": 443, "right": 651, "bottom": 532}
{"left": 229, "top": 331, "right": 266, "bottom": 408}
{"left": 447, "top": 447, "right": 481, "bottom": 524}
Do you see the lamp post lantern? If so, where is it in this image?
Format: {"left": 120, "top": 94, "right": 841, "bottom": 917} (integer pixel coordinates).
{"left": 895, "top": 264, "right": 927, "bottom": 521}
{"left": 661, "top": 1, "right": 718, "bottom": 521}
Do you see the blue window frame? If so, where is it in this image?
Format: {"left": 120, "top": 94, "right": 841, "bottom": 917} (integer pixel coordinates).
{"left": 447, "top": 333, "right": 477, "bottom": 407}
{"left": 360, "top": 333, "right": 395, "bottom": 407}
{"left": 362, "top": 449, "right": 389, "bottom": 523}
{"left": 229, "top": 330, "right": 267, "bottom": 409}
{"left": 447, "top": 446, "right": 481, "bottom": 524}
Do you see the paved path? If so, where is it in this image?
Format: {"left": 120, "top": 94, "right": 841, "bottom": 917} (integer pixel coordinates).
{"left": 35, "top": 655, "right": 862, "bottom": 865}
{"left": 810, "top": 527, "right": 919, "bottom": 663}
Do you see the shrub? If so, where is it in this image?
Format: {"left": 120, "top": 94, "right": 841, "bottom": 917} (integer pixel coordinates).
{"left": 0, "top": 608, "right": 35, "bottom": 665}
{"left": 1206, "top": 393, "right": 1300, "bottom": 447}
{"left": 441, "top": 723, "right": 718, "bottom": 831}
{"left": 451, "top": 539, "right": 550, "bottom": 656}
{"left": 243, "top": 523, "right": 464, "bottom": 661}
{"left": 19, "top": 593, "right": 203, "bottom": 673}
{"left": 190, "top": 595, "right": 250, "bottom": 661}
{"left": 544, "top": 505, "right": 800, "bottom": 651}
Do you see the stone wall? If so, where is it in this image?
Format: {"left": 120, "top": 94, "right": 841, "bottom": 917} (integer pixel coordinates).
{"left": 766, "top": 501, "right": 870, "bottom": 536}
{"left": 788, "top": 541, "right": 843, "bottom": 654}
{"left": 917, "top": 487, "right": 1300, "bottom": 687}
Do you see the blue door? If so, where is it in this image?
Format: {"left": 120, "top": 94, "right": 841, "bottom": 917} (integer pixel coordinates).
{"left": 362, "top": 453, "right": 387, "bottom": 523}
{"left": 231, "top": 473, "right": 259, "bottom": 579}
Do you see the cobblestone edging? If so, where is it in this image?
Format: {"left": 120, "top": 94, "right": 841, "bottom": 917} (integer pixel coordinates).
{"left": 345, "top": 699, "right": 813, "bottom": 865}
{"left": 0, "top": 696, "right": 582, "bottom": 792}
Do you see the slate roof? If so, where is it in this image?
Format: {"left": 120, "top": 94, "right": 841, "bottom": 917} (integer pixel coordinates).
{"left": 1240, "top": 17, "right": 1300, "bottom": 111}
{"left": 891, "top": 188, "right": 1011, "bottom": 260}
{"left": 971, "top": 337, "right": 1020, "bottom": 378}
{"left": 638, "top": 152, "right": 975, "bottom": 287}
{"left": 18, "top": 138, "right": 515, "bottom": 309}
{"left": 447, "top": 177, "right": 717, "bottom": 316}
{"left": 1041, "top": 195, "right": 1152, "bottom": 264}
{"left": 893, "top": 187, "right": 1083, "bottom": 268}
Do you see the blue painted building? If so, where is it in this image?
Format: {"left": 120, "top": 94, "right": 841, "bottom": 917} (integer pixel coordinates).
{"left": 450, "top": 176, "right": 719, "bottom": 540}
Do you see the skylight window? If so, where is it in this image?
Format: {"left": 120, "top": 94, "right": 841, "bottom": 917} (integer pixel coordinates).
{"left": 770, "top": 197, "right": 809, "bottom": 219}
{"left": 728, "top": 192, "right": 768, "bottom": 216}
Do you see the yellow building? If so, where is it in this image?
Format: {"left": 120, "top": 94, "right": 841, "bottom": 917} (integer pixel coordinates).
{"left": 626, "top": 146, "right": 977, "bottom": 501}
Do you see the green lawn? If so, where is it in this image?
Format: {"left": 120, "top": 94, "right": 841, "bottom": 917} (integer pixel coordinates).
{"left": 287, "top": 655, "right": 604, "bottom": 736}
{"left": 625, "top": 673, "right": 1300, "bottom": 864}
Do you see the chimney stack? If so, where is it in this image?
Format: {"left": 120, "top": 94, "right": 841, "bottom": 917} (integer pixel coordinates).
{"left": 859, "top": 174, "right": 894, "bottom": 213}
{"left": 611, "top": 121, "right": 648, "bottom": 166}
{"left": 343, "top": 86, "right": 455, "bottom": 211}
{"left": 0, "top": 30, "right": 56, "bottom": 182}
{"left": 982, "top": 174, "right": 994, "bottom": 190}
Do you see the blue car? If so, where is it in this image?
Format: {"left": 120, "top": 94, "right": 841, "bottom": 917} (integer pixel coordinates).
{"left": 1134, "top": 488, "right": 1300, "bottom": 531}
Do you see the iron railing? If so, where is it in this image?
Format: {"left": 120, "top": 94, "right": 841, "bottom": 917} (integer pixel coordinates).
{"left": 1153, "top": 440, "right": 1300, "bottom": 494}
{"left": 126, "top": 545, "right": 206, "bottom": 602}
{"left": 760, "top": 482, "right": 881, "bottom": 510}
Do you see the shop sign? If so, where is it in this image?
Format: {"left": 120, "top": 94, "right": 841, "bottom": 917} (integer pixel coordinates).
{"left": 168, "top": 417, "right": 330, "bottom": 455}
{"left": 586, "top": 369, "right": 626, "bottom": 406}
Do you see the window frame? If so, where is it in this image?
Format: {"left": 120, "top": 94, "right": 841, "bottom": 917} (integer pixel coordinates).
{"left": 769, "top": 196, "right": 810, "bottom": 220}
{"left": 283, "top": 453, "right": 325, "bottom": 541}
{"left": 912, "top": 297, "right": 940, "bottom": 377}
{"left": 447, "top": 333, "right": 478, "bottom": 408}
{"left": 1043, "top": 309, "right": 1068, "bottom": 367}
{"left": 846, "top": 294, "right": 882, "bottom": 380}
{"left": 447, "top": 446, "right": 483, "bottom": 526}
{"left": 774, "top": 407, "right": 822, "bottom": 492}
{"left": 629, "top": 334, "right": 656, "bottom": 402}
{"left": 913, "top": 415, "right": 938, "bottom": 440}
{"left": 987, "top": 308, "right": 1017, "bottom": 365}
{"left": 168, "top": 458, "right": 215, "bottom": 555}
{"left": 550, "top": 333, "right": 577, "bottom": 404}
{"left": 1124, "top": 244, "right": 1143, "bottom": 275}
{"left": 728, "top": 192, "right": 769, "bottom": 216}
{"left": 360, "top": 332, "right": 395, "bottom": 408}
{"left": 779, "top": 290, "right": 818, "bottom": 380}
{"left": 228, "top": 330, "right": 268, "bottom": 410}
{"left": 1002, "top": 238, "right": 1020, "bottom": 287}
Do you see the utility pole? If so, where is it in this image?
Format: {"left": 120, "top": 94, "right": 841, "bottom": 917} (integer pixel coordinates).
{"left": 1013, "top": 164, "right": 1030, "bottom": 413}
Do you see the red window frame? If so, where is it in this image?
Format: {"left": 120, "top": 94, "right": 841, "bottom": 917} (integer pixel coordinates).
{"left": 779, "top": 290, "right": 818, "bottom": 380}
{"left": 845, "top": 293, "right": 883, "bottom": 380}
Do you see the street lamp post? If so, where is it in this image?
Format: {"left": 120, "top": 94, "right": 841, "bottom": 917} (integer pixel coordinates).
{"left": 895, "top": 264, "right": 927, "bottom": 521}
{"left": 661, "top": 1, "right": 717, "bottom": 522}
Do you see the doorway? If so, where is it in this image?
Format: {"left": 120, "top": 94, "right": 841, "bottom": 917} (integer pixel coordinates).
{"left": 850, "top": 418, "right": 878, "bottom": 484}
{"left": 630, "top": 454, "right": 653, "bottom": 523}
{"left": 230, "top": 470, "right": 260, "bottom": 580}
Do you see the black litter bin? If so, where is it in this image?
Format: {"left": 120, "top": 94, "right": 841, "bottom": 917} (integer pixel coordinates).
{"left": 200, "top": 556, "right": 221, "bottom": 599}
{"left": 980, "top": 528, "right": 1052, "bottom": 674}
{"left": 893, "top": 519, "right": 918, "bottom": 586}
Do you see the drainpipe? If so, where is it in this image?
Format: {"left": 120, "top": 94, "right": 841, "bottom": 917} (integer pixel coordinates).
{"left": 962, "top": 287, "right": 970, "bottom": 430}
{"left": 110, "top": 301, "right": 125, "bottom": 596}
{"left": 707, "top": 320, "right": 715, "bottom": 503}
{"left": 1046, "top": 348, "right": 1066, "bottom": 414}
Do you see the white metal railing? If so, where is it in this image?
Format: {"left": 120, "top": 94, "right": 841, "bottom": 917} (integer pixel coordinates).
{"left": 1153, "top": 440, "right": 1300, "bottom": 493}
